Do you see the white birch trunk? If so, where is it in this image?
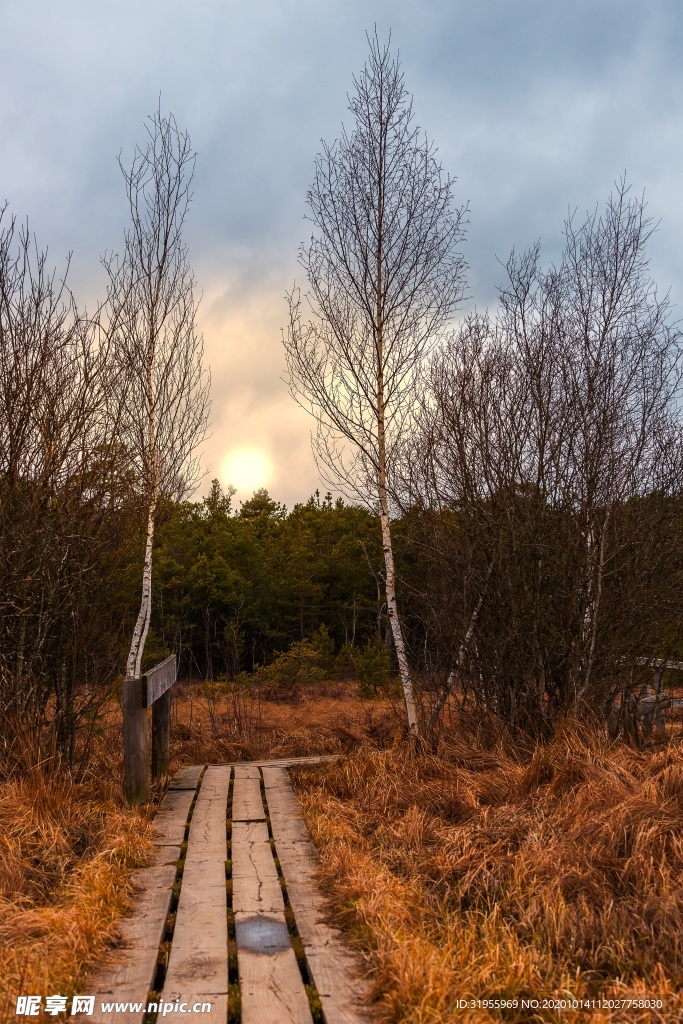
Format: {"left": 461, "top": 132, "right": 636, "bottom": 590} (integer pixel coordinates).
{"left": 126, "top": 294, "right": 158, "bottom": 681}
{"left": 126, "top": 498, "right": 156, "bottom": 678}
{"left": 379, "top": 498, "right": 418, "bottom": 735}
{"left": 427, "top": 561, "right": 493, "bottom": 734}
{"left": 577, "top": 509, "right": 609, "bottom": 703}
{"left": 375, "top": 190, "right": 418, "bottom": 737}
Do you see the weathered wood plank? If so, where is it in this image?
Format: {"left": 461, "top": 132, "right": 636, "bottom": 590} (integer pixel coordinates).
{"left": 263, "top": 767, "right": 369, "bottom": 1024}
{"left": 162, "top": 766, "right": 230, "bottom": 1023}
{"left": 144, "top": 654, "right": 177, "bottom": 706}
{"left": 232, "top": 767, "right": 266, "bottom": 821}
{"left": 262, "top": 768, "right": 311, "bottom": 844}
{"left": 168, "top": 764, "right": 204, "bottom": 790}
{"left": 151, "top": 788, "right": 194, "bottom": 848}
{"left": 634, "top": 657, "right": 683, "bottom": 671}
{"left": 235, "top": 912, "right": 313, "bottom": 1024}
{"left": 72, "top": 777, "right": 195, "bottom": 1023}
{"left": 220, "top": 755, "right": 341, "bottom": 769}
{"left": 232, "top": 820, "right": 283, "bottom": 914}
{"left": 231, "top": 799, "right": 312, "bottom": 1024}
{"left": 73, "top": 857, "right": 178, "bottom": 1023}
{"left": 152, "top": 689, "right": 171, "bottom": 777}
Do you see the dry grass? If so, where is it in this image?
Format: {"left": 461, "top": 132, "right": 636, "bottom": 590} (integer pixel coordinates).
{"left": 0, "top": 745, "right": 155, "bottom": 1022}
{"left": 13, "top": 684, "right": 676, "bottom": 1024}
{"left": 167, "top": 680, "right": 394, "bottom": 766}
{"left": 294, "top": 723, "right": 683, "bottom": 1023}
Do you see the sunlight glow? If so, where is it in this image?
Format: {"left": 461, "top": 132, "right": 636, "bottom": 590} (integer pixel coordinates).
{"left": 220, "top": 446, "right": 273, "bottom": 494}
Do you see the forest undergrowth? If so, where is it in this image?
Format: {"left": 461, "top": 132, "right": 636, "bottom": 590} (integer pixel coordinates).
{"left": 294, "top": 723, "right": 683, "bottom": 1024}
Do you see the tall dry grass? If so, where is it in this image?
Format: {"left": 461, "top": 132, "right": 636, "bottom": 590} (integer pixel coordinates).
{"left": 295, "top": 723, "right": 683, "bottom": 1023}
{"left": 0, "top": 733, "right": 154, "bottom": 1022}
{"left": 0, "top": 683, "right": 378, "bottom": 1020}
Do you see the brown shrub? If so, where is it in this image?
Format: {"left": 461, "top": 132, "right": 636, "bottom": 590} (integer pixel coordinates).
{"left": 168, "top": 681, "right": 392, "bottom": 765}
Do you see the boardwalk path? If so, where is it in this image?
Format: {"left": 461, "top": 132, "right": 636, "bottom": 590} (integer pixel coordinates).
{"left": 78, "top": 758, "right": 370, "bottom": 1024}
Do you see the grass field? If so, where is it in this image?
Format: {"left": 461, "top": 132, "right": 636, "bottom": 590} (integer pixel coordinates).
{"left": 294, "top": 724, "right": 683, "bottom": 1023}
{"left": 2, "top": 686, "right": 682, "bottom": 1023}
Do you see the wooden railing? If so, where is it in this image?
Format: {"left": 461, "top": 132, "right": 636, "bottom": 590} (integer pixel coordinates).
{"left": 123, "top": 654, "right": 176, "bottom": 805}
{"left": 618, "top": 658, "right": 683, "bottom": 737}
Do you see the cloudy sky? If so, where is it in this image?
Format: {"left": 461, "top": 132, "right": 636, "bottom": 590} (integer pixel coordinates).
{"left": 2, "top": 0, "right": 681, "bottom": 507}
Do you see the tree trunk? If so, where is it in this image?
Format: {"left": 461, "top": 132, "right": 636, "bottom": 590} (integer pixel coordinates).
{"left": 376, "top": 206, "right": 418, "bottom": 737}
{"left": 127, "top": 498, "right": 156, "bottom": 678}
{"left": 379, "top": 501, "right": 418, "bottom": 735}
{"left": 427, "top": 561, "right": 493, "bottom": 734}
{"left": 577, "top": 508, "right": 610, "bottom": 704}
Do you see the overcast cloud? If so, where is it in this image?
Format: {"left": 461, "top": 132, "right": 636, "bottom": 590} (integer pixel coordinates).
{"left": 1, "top": 0, "right": 681, "bottom": 506}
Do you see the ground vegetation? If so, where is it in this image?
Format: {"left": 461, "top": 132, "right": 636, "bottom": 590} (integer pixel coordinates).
{"left": 296, "top": 727, "right": 683, "bottom": 1023}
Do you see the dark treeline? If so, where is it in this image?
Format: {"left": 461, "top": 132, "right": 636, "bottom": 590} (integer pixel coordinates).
{"left": 148, "top": 483, "right": 386, "bottom": 679}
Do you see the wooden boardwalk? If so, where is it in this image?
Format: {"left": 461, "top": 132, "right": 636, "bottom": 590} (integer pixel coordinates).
{"left": 76, "top": 758, "right": 370, "bottom": 1024}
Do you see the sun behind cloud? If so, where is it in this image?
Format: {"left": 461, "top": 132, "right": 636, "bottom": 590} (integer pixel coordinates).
{"left": 220, "top": 446, "right": 273, "bottom": 496}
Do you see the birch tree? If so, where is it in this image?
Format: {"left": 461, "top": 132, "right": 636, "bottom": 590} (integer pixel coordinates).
{"left": 284, "top": 33, "right": 467, "bottom": 737}
{"left": 105, "top": 108, "right": 210, "bottom": 680}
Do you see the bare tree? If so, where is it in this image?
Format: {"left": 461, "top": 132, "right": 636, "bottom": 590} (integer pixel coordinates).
{"left": 410, "top": 181, "right": 683, "bottom": 736}
{"left": 284, "top": 32, "right": 467, "bottom": 737}
{"left": 0, "top": 205, "right": 131, "bottom": 760}
{"left": 104, "top": 108, "right": 210, "bottom": 680}
{"left": 499, "top": 181, "right": 682, "bottom": 700}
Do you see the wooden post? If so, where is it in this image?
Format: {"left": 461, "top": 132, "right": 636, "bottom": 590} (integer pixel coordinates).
{"left": 123, "top": 677, "right": 150, "bottom": 805}
{"left": 653, "top": 667, "right": 666, "bottom": 737}
{"left": 152, "top": 688, "right": 171, "bottom": 778}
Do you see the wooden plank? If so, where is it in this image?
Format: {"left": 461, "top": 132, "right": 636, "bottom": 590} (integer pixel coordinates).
{"left": 152, "top": 788, "right": 194, "bottom": 848}
{"left": 162, "top": 766, "right": 230, "bottom": 1024}
{"left": 234, "top": 764, "right": 262, "bottom": 778}
{"left": 262, "top": 768, "right": 310, "bottom": 844}
{"left": 74, "top": 857, "right": 178, "bottom": 1023}
{"left": 634, "top": 657, "right": 683, "bottom": 672}
{"left": 123, "top": 677, "right": 149, "bottom": 806}
{"left": 144, "top": 654, "right": 176, "bottom": 706}
{"left": 235, "top": 913, "right": 313, "bottom": 1024}
{"left": 218, "top": 755, "right": 342, "bottom": 769}
{"left": 72, "top": 778, "right": 195, "bottom": 1023}
{"left": 263, "top": 767, "right": 369, "bottom": 1024}
{"left": 232, "top": 821, "right": 284, "bottom": 914}
{"left": 232, "top": 767, "right": 266, "bottom": 821}
{"left": 231, "top": 793, "right": 312, "bottom": 1024}
{"left": 168, "top": 764, "right": 204, "bottom": 790}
